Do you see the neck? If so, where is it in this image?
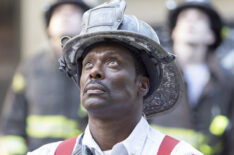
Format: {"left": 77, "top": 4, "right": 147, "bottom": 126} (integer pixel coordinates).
{"left": 173, "top": 42, "right": 208, "bottom": 68}
{"left": 49, "top": 38, "right": 63, "bottom": 59}
{"left": 88, "top": 113, "right": 141, "bottom": 151}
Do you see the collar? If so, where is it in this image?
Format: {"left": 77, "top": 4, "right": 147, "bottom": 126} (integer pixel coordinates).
{"left": 82, "top": 117, "right": 150, "bottom": 155}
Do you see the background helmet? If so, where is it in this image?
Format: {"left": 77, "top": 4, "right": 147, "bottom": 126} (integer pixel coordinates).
{"left": 44, "top": 0, "right": 90, "bottom": 27}
{"left": 59, "top": 0, "right": 184, "bottom": 117}
{"left": 168, "top": 0, "right": 223, "bottom": 49}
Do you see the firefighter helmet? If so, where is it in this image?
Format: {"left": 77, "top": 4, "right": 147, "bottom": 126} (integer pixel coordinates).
{"left": 44, "top": 0, "right": 90, "bottom": 27}
{"left": 59, "top": 0, "right": 184, "bottom": 117}
{"left": 168, "top": 0, "right": 223, "bottom": 49}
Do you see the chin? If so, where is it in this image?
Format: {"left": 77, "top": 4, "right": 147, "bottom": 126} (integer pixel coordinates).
{"left": 82, "top": 97, "right": 109, "bottom": 111}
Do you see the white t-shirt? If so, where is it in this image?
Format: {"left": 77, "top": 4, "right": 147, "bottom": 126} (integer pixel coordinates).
{"left": 183, "top": 64, "right": 210, "bottom": 107}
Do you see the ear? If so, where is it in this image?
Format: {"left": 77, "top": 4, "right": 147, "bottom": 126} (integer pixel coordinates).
{"left": 137, "top": 75, "right": 150, "bottom": 97}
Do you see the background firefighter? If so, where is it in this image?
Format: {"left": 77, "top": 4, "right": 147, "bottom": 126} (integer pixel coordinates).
{"left": 149, "top": 0, "right": 234, "bottom": 155}
{"left": 0, "top": 0, "right": 90, "bottom": 154}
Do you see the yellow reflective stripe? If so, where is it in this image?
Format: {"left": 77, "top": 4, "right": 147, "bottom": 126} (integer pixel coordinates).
{"left": 199, "top": 141, "right": 224, "bottom": 155}
{"left": 209, "top": 115, "right": 229, "bottom": 136}
{"left": 221, "top": 26, "right": 229, "bottom": 39}
{"left": 199, "top": 144, "right": 213, "bottom": 155}
{"left": 0, "top": 135, "right": 27, "bottom": 154}
{"left": 151, "top": 125, "right": 207, "bottom": 148}
{"left": 12, "top": 73, "right": 26, "bottom": 93}
{"left": 26, "top": 115, "right": 82, "bottom": 139}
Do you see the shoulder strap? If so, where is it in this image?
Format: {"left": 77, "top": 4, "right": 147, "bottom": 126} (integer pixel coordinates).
{"left": 55, "top": 136, "right": 78, "bottom": 155}
{"left": 157, "top": 135, "right": 179, "bottom": 155}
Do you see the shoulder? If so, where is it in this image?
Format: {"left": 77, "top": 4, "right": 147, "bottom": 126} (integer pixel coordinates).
{"left": 147, "top": 127, "right": 202, "bottom": 155}
{"left": 148, "top": 126, "right": 165, "bottom": 143}
{"left": 27, "top": 141, "right": 61, "bottom": 155}
{"left": 171, "top": 141, "right": 203, "bottom": 155}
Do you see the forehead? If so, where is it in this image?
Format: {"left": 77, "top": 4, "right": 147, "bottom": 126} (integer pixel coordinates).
{"left": 53, "top": 3, "right": 83, "bottom": 14}
{"left": 178, "top": 7, "right": 209, "bottom": 20}
{"left": 83, "top": 42, "right": 135, "bottom": 60}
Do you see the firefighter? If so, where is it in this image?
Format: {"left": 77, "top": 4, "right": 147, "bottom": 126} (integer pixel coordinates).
{"left": 28, "top": 0, "right": 202, "bottom": 154}
{"left": 0, "top": 0, "right": 90, "bottom": 154}
{"left": 149, "top": 0, "right": 234, "bottom": 155}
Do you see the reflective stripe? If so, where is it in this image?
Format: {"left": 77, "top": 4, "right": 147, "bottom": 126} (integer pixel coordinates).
{"left": 209, "top": 115, "right": 229, "bottom": 136}
{"left": 12, "top": 73, "right": 26, "bottom": 93}
{"left": 151, "top": 125, "right": 206, "bottom": 148}
{"left": 0, "top": 135, "right": 27, "bottom": 154}
{"left": 221, "top": 26, "right": 229, "bottom": 39}
{"left": 199, "top": 144, "right": 213, "bottom": 155}
{"left": 26, "top": 115, "right": 82, "bottom": 139}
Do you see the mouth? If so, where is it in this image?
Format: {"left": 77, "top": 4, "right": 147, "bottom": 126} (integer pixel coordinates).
{"left": 84, "top": 83, "right": 106, "bottom": 95}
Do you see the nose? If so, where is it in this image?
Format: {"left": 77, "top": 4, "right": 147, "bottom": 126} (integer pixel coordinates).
{"left": 89, "top": 63, "right": 104, "bottom": 80}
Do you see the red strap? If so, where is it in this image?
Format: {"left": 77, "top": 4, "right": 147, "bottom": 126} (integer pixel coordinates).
{"left": 55, "top": 136, "right": 78, "bottom": 155}
{"left": 157, "top": 135, "right": 179, "bottom": 155}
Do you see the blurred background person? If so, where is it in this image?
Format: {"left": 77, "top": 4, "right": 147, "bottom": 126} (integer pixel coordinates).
{"left": 149, "top": 0, "right": 234, "bottom": 155}
{"left": 0, "top": 0, "right": 91, "bottom": 154}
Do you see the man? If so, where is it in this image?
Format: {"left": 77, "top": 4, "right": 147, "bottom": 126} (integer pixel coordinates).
{"left": 150, "top": 0, "right": 234, "bottom": 155}
{"left": 0, "top": 0, "right": 90, "bottom": 154}
{"left": 28, "top": 0, "right": 202, "bottom": 154}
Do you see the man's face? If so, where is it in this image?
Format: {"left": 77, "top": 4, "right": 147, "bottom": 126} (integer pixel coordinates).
{"left": 80, "top": 43, "right": 148, "bottom": 118}
{"left": 172, "top": 8, "right": 214, "bottom": 46}
{"left": 47, "top": 4, "right": 84, "bottom": 56}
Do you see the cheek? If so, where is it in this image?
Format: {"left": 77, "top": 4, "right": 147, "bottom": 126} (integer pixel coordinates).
{"left": 172, "top": 24, "right": 187, "bottom": 39}
{"left": 108, "top": 71, "right": 137, "bottom": 97}
{"left": 194, "top": 21, "right": 209, "bottom": 32}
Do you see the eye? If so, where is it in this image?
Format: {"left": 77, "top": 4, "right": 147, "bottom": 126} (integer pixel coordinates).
{"left": 83, "top": 60, "right": 93, "bottom": 69}
{"left": 107, "top": 59, "right": 118, "bottom": 67}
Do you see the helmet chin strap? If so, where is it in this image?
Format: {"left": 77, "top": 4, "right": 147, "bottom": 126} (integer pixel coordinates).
{"left": 58, "top": 57, "right": 80, "bottom": 88}
{"left": 71, "top": 75, "right": 80, "bottom": 88}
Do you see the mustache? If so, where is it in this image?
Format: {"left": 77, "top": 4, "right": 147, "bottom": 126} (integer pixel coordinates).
{"left": 83, "top": 80, "right": 110, "bottom": 94}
